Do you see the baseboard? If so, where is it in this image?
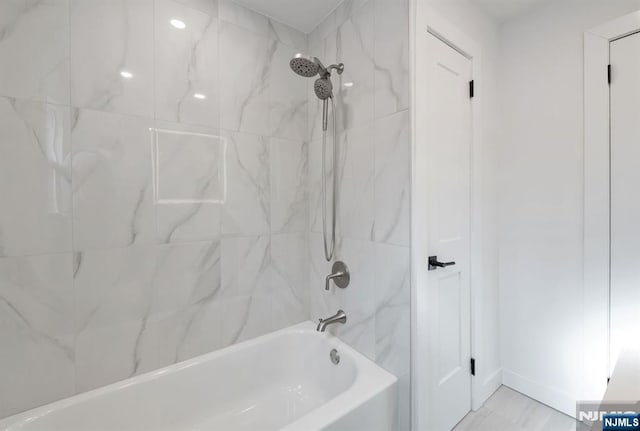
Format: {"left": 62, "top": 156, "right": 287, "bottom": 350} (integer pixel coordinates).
{"left": 502, "top": 369, "right": 577, "bottom": 417}
{"left": 472, "top": 368, "right": 502, "bottom": 410}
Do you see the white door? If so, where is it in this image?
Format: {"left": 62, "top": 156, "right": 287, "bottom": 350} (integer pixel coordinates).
{"left": 423, "top": 32, "right": 472, "bottom": 431}
{"left": 610, "top": 31, "right": 640, "bottom": 373}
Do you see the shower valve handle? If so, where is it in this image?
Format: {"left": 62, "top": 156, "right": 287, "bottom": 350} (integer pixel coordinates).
{"left": 325, "top": 261, "right": 350, "bottom": 290}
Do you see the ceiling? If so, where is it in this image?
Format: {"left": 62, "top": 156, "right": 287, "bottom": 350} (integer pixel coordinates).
{"left": 232, "top": 0, "right": 554, "bottom": 34}
{"left": 471, "top": 0, "right": 552, "bottom": 23}
{"left": 232, "top": 0, "right": 345, "bottom": 33}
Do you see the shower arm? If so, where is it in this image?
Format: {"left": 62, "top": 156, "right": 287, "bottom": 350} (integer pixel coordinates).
{"left": 319, "top": 63, "right": 345, "bottom": 78}
{"left": 327, "top": 63, "right": 345, "bottom": 75}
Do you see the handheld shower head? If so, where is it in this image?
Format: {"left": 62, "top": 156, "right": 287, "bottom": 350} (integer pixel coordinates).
{"left": 290, "top": 54, "right": 321, "bottom": 77}
{"left": 314, "top": 77, "right": 333, "bottom": 100}
{"left": 289, "top": 54, "right": 343, "bottom": 263}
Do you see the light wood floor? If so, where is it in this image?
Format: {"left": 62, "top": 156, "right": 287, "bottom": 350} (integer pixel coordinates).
{"left": 453, "top": 386, "right": 590, "bottom": 431}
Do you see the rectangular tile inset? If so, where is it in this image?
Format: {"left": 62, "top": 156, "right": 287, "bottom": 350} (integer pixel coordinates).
{"left": 151, "top": 127, "right": 226, "bottom": 204}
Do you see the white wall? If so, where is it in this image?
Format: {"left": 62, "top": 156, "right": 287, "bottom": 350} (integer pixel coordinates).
{"left": 498, "top": 0, "right": 640, "bottom": 416}
{"left": 423, "top": 0, "right": 640, "bottom": 418}
{"left": 425, "top": 0, "right": 503, "bottom": 409}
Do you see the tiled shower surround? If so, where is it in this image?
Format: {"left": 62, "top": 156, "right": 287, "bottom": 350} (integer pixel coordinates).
{"left": 306, "top": 0, "right": 411, "bottom": 428}
{"left": 0, "top": 0, "right": 410, "bottom": 427}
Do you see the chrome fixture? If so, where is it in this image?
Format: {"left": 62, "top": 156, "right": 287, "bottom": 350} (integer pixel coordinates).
{"left": 325, "top": 261, "right": 350, "bottom": 291}
{"left": 289, "top": 54, "right": 323, "bottom": 77}
{"left": 289, "top": 54, "right": 344, "bottom": 83}
{"left": 290, "top": 54, "right": 344, "bottom": 262}
{"left": 316, "top": 310, "right": 347, "bottom": 332}
{"left": 330, "top": 348, "right": 341, "bottom": 365}
{"left": 313, "top": 76, "right": 333, "bottom": 100}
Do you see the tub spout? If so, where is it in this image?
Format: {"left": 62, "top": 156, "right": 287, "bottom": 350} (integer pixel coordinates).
{"left": 316, "top": 310, "right": 347, "bottom": 332}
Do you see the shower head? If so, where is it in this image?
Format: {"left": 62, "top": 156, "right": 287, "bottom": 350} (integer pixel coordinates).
{"left": 290, "top": 53, "right": 343, "bottom": 101}
{"left": 290, "top": 54, "right": 322, "bottom": 77}
{"left": 314, "top": 77, "right": 333, "bottom": 100}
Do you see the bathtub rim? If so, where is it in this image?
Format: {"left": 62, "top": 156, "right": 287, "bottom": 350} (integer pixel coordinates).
{"left": 0, "top": 321, "right": 398, "bottom": 430}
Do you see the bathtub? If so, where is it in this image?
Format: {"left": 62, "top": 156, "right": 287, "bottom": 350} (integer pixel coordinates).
{"left": 0, "top": 322, "right": 398, "bottom": 431}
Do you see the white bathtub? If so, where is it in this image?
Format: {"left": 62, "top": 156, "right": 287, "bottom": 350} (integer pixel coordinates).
{"left": 0, "top": 322, "right": 398, "bottom": 431}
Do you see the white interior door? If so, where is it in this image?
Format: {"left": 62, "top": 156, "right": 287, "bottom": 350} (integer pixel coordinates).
{"left": 423, "top": 32, "right": 472, "bottom": 431}
{"left": 610, "top": 31, "right": 640, "bottom": 373}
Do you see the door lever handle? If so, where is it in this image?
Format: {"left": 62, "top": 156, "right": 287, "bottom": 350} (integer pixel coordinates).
{"left": 428, "top": 256, "right": 456, "bottom": 271}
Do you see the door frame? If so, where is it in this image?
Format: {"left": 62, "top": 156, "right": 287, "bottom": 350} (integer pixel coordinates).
{"left": 583, "top": 10, "right": 640, "bottom": 402}
{"left": 410, "top": 2, "right": 485, "bottom": 429}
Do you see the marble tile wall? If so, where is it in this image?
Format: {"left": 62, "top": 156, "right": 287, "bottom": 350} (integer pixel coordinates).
{"left": 305, "top": 0, "right": 411, "bottom": 429}
{"left": 0, "top": 0, "right": 309, "bottom": 418}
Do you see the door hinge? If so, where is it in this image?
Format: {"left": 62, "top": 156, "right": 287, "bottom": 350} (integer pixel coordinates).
{"left": 469, "top": 80, "right": 475, "bottom": 98}
{"left": 470, "top": 358, "right": 476, "bottom": 376}
{"left": 608, "top": 64, "right": 612, "bottom": 85}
